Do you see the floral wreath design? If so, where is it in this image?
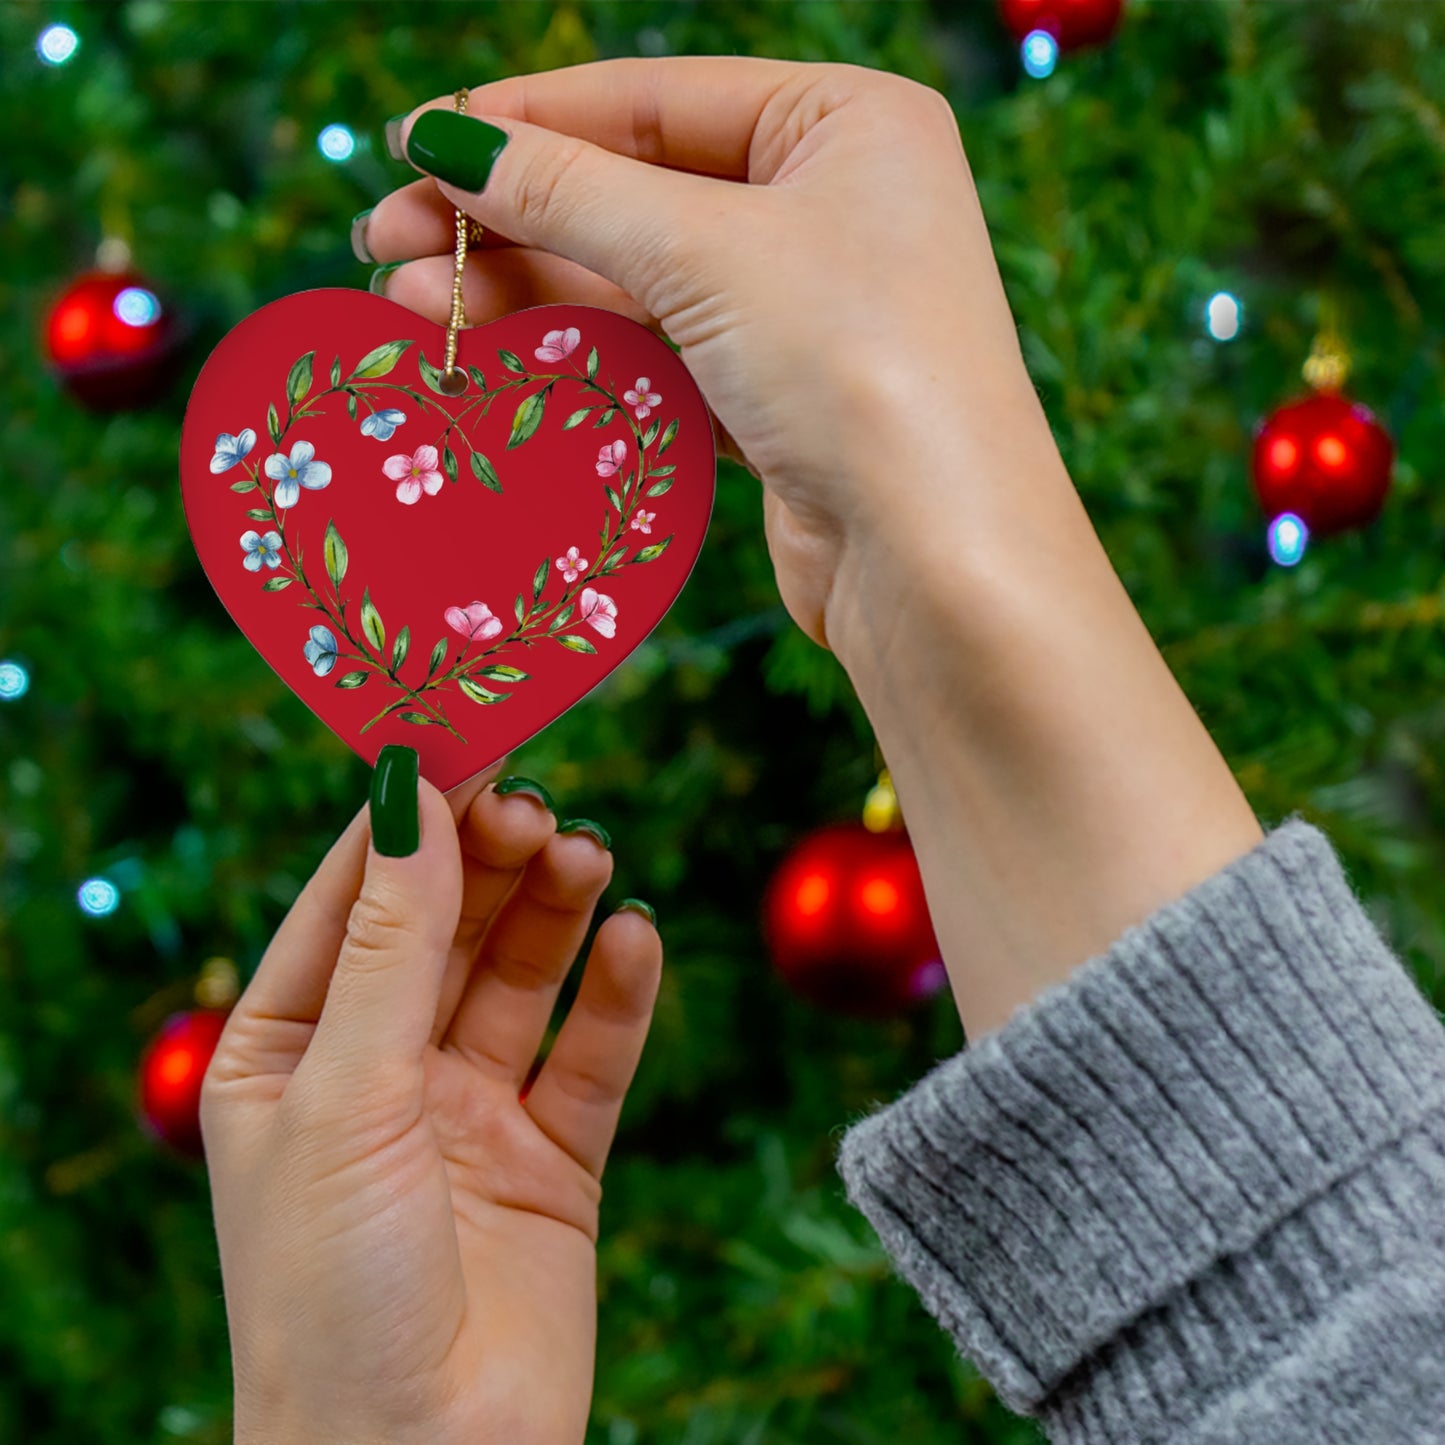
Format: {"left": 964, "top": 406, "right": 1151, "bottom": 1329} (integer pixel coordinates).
{"left": 209, "top": 326, "right": 680, "bottom": 743}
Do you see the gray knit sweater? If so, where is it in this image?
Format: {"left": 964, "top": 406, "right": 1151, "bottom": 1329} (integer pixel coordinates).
{"left": 835, "top": 819, "right": 1445, "bottom": 1443}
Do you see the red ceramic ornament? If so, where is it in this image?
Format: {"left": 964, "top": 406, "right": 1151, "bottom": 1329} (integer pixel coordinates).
{"left": 137, "top": 1008, "right": 230, "bottom": 1157}
{"left": 180, "top": 291, "right": 715, "bottom": 791}
{"left": 762, "top": 822, "right": 946, "bottom": 1017}
{"left": 998, "top": 0, "right": 1124, "bottom": 49}
{"left": 45, "top": 269, "right": 181, "bottom": 410}
{"left": 1251, "top": 391, "right": 1394, "bottom": 537}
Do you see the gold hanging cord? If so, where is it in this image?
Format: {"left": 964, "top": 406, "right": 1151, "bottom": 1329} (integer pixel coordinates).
{"left": 439, "top": 88, "right": 484, "bottom": 395}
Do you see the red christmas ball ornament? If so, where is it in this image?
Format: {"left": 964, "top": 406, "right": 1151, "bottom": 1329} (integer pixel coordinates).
{"left": 137, "top": 1008, "right": 230, "bottom": 1157}
{"left": 998, "top": 0, "right": 1124, "bottom": 50}
{"left": 44, "top": 269, "right": 181, "bottom": 410}
{"left": 763, "top": 822, "right": 945, "bottom": 1017}
{"left": 1251, "top": 391, "right": 1394, "bottom": 537}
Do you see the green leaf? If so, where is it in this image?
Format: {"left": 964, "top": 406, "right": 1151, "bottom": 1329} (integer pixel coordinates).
{"left": 426, "top": 638, "right": 448, "bottom": 679}
{"left": 594, "top": 407, "right": 617, "bottom": 427}
{"left": 267, "top": 403, "right": 281, "bottom": 445}
{"left": 586, "top": 346, "right": 599, "bottom": 381}
{"left": 459, "top": 677, "right": 510, "bottom": 705}
{"left": 470, "top": 451, "right": 502, "bottom": 493}
{"left": 442, "top": 445, "right": 458, "bottom": 484}
{"left": 346, "top": 392, "right": 358, "bottom": 421}
{"left": 648, "top": 464, "right": 676, "bottom": 477}
{"left": 498, "top": 348, "right": 526, "bottom": 374}
{"left": 514, "top": 593, "right": 525, "bottom": 624}
{"left": 286, "top": 351, "right": 314, "bottom": 408}
{"left": 360, "top": 586, "right": 386, "bottom": 653}
{"left": 349, "top": 339, "right": 413, "bottom": 379}
{"left": 645, "top": 478, "right": 674, "bottom": 498}
{"left": 553, "top": 602, "right": 575, "bottom": 629}
{"left": 532, "top": 557, "right": 549, "bottom": 601}
{"left": 562, "top": 407, "right": 593, "bottom": 430}
{"left": 262, "top": 576, "right": 293, "bottom": 591}
{"left": 529, "top": 599, "right": 547, "bottom": 617}
{"left": 418, "top": 350, "right": 449, "bottom": 395}
{"left": 398, "top": 711, "right": 436, "bottom": 725}
{"left": 391, "top": 625, "right": 410, "bottom": 671}
{"left": 657, "top": 418, "right": 680, "bottom": 455}
{"left": 229, "top": 477, "right": 258, "bottom": 493}
{"left": 335, "top": 670, "right": 370, "bottom": 688}
{"left": 633, "top": 534, "right": 674, "bottom": 564}
{"left": 467, "top": 366, "right": 488, "bottom": 390}
{"left": 604, "top": 485, "right": 622, "bottom": 512}
{"left": 244, "top": 508, "right": 272, "bottom": 521}
{"left": 508, "top": 390, "right": 547, "bottom": 449}
{"left": 330, "top": 355, "right": 341, "bottom": 387}
{"left": 642, "top": 419, "right": 660, "bottom": 448}
{"left": 555, "top": 633, "right": 597, "bottom": 654}
{"left": 323, "top": 519, "right": 347, "bottom": 587}
{"left": 476, "top": 664, "right": 529, "bottom": 682}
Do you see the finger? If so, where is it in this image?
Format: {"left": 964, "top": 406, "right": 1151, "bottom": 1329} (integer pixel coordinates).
{"left": 440, "top": 827, "right": 614, "bottom": 1083}
{"left": 361, "top": 178, "right": 524, "bottom": 262}
{"left": 302, "top": 772, "right": 464, "bottom": 1085}
{"left": 378, "top": 247, "right": 655, "bottom": 332}
{"left": 523, "top": 908, "right": 662, "bottom": 1180}
{"left": 429, "top": 782, "right": 557, "bottom": 1049}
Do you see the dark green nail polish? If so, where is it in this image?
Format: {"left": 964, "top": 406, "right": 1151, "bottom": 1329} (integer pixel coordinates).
{"left": 493, "top": 775, "right": 555, "bottom": 812}
{"left": 350, "top": 208, "right": 375, "bottom": 264}
{"left": 369, "top": 261, "right": 404, "bottom": 297}
{"left": 405, "top": 110, "right": 510, "bottom": 192}
{"left": 617, "top": 898, "right": 656, "bottom": 926}
{"left": 558, "top": 818, "right": 611, "bottom": 851}
{"left": 384, "top": 113, "right": 409, "bottom": 162}
{"left": 370, "top": 745, "right": 419, "bottom": 857}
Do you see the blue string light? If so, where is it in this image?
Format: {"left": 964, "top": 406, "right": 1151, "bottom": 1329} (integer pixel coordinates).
{"left": 1267, "top": 512, "right": 1309, "bottom": 567}
{"left": 0, "top": 660, "right": 29, "bottom": 700}
{"left": 37, "top": 24, "right": 79, "bottom": 66}
{"left": 77, "top": 878, "right": 121, "bottom": 918}
{"left": 317, "top": 124, "right": 356, "bottom": 162}
{"left": 1021, "top": 30, "right": 1059, "bottom": 79}
{"left": 114, "top": 287, "right": 162, "bottom": 327}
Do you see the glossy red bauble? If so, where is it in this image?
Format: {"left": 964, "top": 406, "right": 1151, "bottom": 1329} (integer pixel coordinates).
{"left": 137, "top": 1009, "right": 230, "bottom": 1157}
{"left": 1251, "top": 392, "right": 1394, "bottom": 537}
{"left": 763, "top": 823, "right": 945, "bottom": 1017}
{"left": 44, "top": 270, "right": 181, "bottom": 409}
{"left": 998, "top": 0, "right": 1125, "bottom": 49}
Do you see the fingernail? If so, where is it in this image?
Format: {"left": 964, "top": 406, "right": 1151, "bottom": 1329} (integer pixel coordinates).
{"left": 404, "top": 110, "right": 510, "bottom": 193}
{"left": 350, "top": 208, "right": 375, "bottom": 264}
{"left": 369, "top": 261, "right": 404, "bottom": 297}
{"left": 558, "top": 817, "right": 611, "bottom": 851}
{"left": 384, "top": 113, "right": 409, "bottom": 162}
{"left": 493, "top": 775, "right": 555, "bottom": 812}
{"left": 617, "top": 897, "right": 656, "bottom": 926}
{"left": 370, "top": 744, "right": 419, "bottom": 857}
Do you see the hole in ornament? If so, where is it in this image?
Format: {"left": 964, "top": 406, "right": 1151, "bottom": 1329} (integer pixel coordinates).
{"left": 436, "top": 367, "right": 468, "bottom": 396}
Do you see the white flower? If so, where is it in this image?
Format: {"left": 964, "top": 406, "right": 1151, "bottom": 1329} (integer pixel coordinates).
{"left": 239, "top": 529, "right": 283, "bottom": 571}
{"left": 210, "top": 429, "right": 256, "bottom": 474}
{"left": 623, "top": 377, "right": 661, "bottom": 421}
{"left": 265, "top": 441, "right": 332, "bottom": 509}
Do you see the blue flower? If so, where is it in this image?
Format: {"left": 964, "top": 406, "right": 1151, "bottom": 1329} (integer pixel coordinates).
{"left": 240, "top": 529, "right": 284, "bottom": 571}
{"left": 210, "top": 428, "right": 257, "bottom": 474}
{"left": 303, "top": 625, "right": 338, "bottom": 677}
{"left": 360, "top": 408, "right": 407, "bottom": 442}
{"left": 265, "top": 441, "right": 332, "bottom": 509}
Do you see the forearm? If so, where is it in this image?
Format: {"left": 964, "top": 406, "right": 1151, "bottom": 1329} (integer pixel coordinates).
{"left": 824, "top": 376, "right": 1262, "bottom": 1039}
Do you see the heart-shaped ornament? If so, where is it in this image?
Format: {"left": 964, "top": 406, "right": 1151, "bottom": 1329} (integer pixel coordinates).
{"left": 180, "top": 290, "right": 715, "bottom": 791}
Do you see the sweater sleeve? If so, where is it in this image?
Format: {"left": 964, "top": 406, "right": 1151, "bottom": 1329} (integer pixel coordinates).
{"left": 835, "top": 818, "right": 1445, "bottom": 1444}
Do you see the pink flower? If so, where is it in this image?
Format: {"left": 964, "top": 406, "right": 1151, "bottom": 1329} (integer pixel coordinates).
{"left": 578, "top": 587, "right": 618, "bottom": 640}
{"left": 629, "top": 510, "right": 656, "bottom": 535}
{"left": 623, "top": 376, "right": 662, "bottom": 421}
{"left": 555, "top": 545, "right": 589, "bottom": 584}
{"left": 596, "top": 440, "right": 627, "bottom": 478}
{"left": 444, "top": 600, "right": 504, "bottom": 642}
{"left": 383, "top": 445, "right": 445, "bottom": 505}
{"left": 534, "top": 327, "right": 581, "bottom": 363}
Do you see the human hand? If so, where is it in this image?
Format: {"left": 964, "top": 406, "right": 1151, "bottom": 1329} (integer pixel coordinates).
{"left": 201, "top": 752, "right": 662, "bottom": 1445}
{"left": 358, "top": 57, "right": 1062, "bottom": 658}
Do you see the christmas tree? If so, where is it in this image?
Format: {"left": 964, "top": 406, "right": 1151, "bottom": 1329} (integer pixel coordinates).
{"left": 3, "top": 3, "right": 1443, "bottom": 1442}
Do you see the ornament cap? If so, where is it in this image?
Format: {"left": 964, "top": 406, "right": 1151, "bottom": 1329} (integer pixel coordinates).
{"left": 1302, "top": 328, "right": 1351, "bottom": 393}
{"left": 863, "top": 768, "right": 902, "bottom": 832}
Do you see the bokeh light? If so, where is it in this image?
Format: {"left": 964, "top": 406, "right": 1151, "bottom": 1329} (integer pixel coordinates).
{"left": 317, "top": 124, "right": 356, "bottom": 162}
{"left": 1205, "top": 291, "right": 1242, "bottom": 341}
{"left": 1021, "top": 30, "right": 1059, "bottom": 79}
{"left": 37, "top": 24, "right": 79, "bottom": 66}
{"left": 1267, "top": 512, "right": 1309, "bottom": 567}
{"left": 77, "top": 877, "right": 121, "bottom": 917}
{"left": 113, "top": 287, "right": 161, "bottom": 328}
{"left": 0, "top": 660, "right": 29, "bottom": 700}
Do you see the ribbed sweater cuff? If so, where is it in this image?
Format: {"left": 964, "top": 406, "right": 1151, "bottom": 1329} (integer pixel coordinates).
{"left": 835, "top": 818, "right": 1445, "bottom": 1426}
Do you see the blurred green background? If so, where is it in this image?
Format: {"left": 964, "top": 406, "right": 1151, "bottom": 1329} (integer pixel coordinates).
{"left": 2, "top": 1, "right": 1444, "bottom": 1441}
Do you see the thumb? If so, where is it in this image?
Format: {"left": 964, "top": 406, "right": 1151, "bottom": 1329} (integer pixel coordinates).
{"left": 396, "top": 105, "right": 734, "bottom": 317}
{"left": 304, "top": 745, "right": 463, "bottom": 1087}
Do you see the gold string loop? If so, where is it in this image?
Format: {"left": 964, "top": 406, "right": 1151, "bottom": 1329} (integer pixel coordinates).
{"left": 438, "top": 88, "right": 480, "bottom": 396}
